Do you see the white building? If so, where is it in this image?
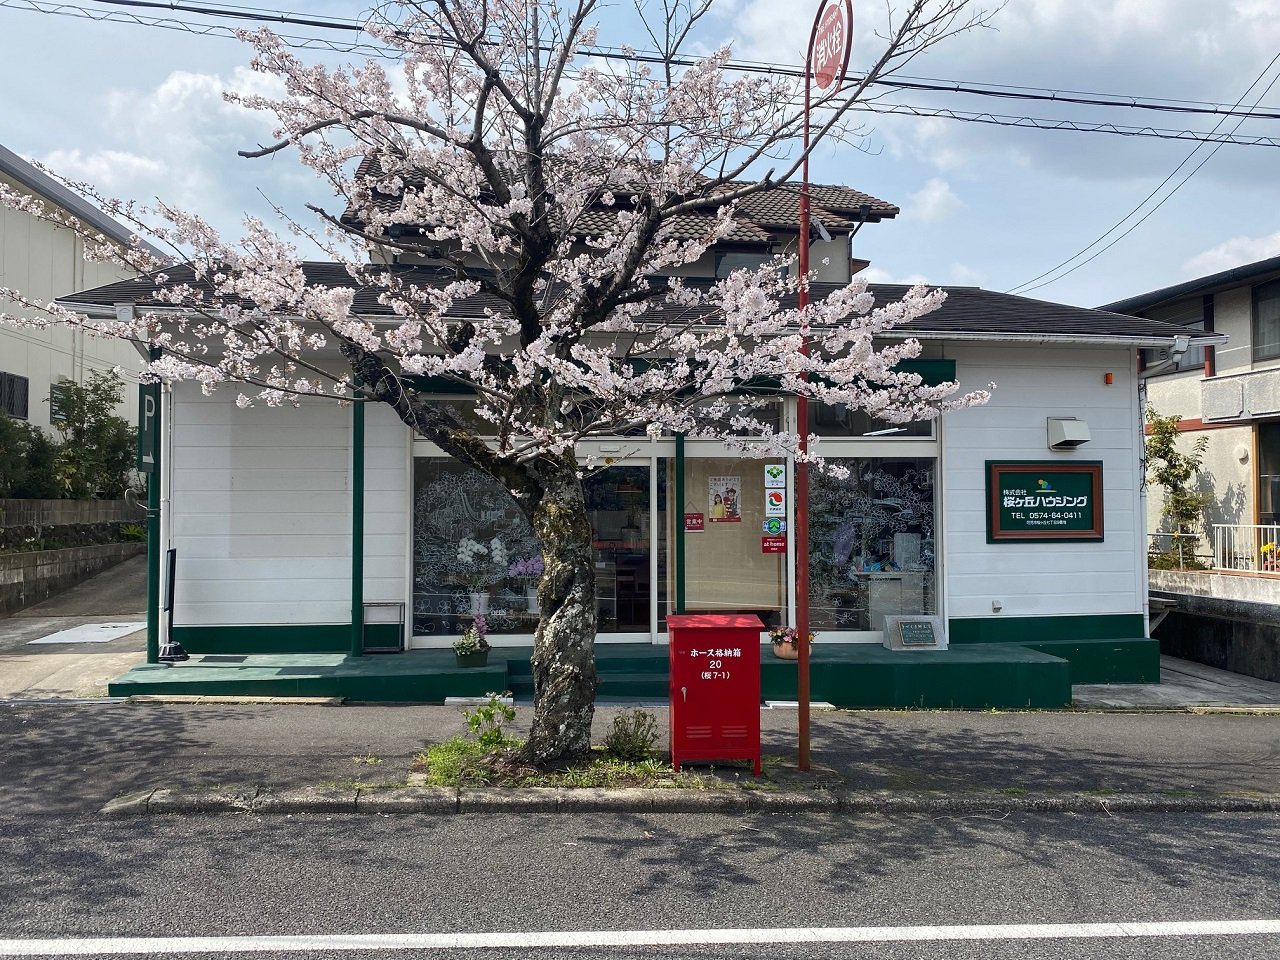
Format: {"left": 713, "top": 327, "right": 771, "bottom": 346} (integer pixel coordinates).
{"left": 0, "top": 143, "right": 160, "bottom": 431}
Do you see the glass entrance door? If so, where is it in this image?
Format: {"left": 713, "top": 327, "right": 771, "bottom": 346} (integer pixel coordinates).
{"left": 678, "top": 455, "right": 787, "bottom": 629}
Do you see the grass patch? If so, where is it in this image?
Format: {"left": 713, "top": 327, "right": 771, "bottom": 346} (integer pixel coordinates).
{"left": 413, "top": 737, "right": 723, "bottom": 789}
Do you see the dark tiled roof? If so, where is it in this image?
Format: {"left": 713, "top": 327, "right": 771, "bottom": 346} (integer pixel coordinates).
{"left": 59, "top": 262, "right": 1222, "bottom": 345}
{"left": 1100, "top": 255, "right": 1280, "bottom": 314}
{"left": 341, "top": 155, "right": 896, "bottom": 244}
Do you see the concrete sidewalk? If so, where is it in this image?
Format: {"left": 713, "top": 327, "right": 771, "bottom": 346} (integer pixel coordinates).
{"left": 6, "top": 556, "right": 1280, "bottom": 817}
{"left": 0, "top": 555, "right": 146, "bottom": 699}
{"left": 4, "top": 696, "right": 1280, "bottom": 817}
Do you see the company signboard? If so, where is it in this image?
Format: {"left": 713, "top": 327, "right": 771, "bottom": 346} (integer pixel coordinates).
{"left": 985, "top": 461, "right": 1104, "bottom": 542}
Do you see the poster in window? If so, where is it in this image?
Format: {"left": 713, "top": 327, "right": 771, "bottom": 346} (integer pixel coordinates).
{"left": 708, "top": 476, "right": 742, "bottom": 523}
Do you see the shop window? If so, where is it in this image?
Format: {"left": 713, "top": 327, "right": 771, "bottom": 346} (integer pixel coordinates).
{"left": 1, "top": 371, "right": 29, "bottom": 420}
{"left": 412, "top": 457, "right": 659, "bottom": 638}
{"left": 690, "top": 397, "right": 784, "bottom": 436}
{"left": 1254, "top": 279, "right": 1280, "bottom": 362}
{"left": 807, "top": 457, "right": 935, "bottom": 632}
{"left": 807, "top": 401, "right": 933, "bottom": 438}
{"left": 678, "top": 455, "right": 787, "bottom": 628}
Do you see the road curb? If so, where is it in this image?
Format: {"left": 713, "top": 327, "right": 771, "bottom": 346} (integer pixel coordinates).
{"left": 99, "top": 786, "right": 1280, "bottom": 817}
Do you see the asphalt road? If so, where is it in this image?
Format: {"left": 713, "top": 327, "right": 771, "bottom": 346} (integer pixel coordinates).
{"left": 0, "top": 808, "right": 1278, "bottom": 957}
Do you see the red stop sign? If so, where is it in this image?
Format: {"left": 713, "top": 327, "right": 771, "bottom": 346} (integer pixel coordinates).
{"left": 811, "top": 0, "right": 850, "bottom": 92}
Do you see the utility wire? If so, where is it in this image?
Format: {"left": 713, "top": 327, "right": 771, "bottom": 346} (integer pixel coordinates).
{"left": 1007, "top": 50, "right": 1280, "bottom": 296}
{"left": 9, "top": 0, "right": 1280, "bottom": 123}
{"left": 851, "top": 102, "right": 1280, "bottom": 148}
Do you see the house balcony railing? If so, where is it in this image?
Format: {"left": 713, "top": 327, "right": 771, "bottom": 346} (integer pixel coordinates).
{"left": 1211, "top": 523, "right": 1280, "bottom": 574}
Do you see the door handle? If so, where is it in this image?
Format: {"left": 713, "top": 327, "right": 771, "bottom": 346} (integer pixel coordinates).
{"left": 681, "top": 686, "right": 687, "bottom": 703}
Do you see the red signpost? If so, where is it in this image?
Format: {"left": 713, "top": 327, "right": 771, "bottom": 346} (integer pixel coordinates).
{"left": 668, "top": 613, "right": 763, "bottom": 776}
{"left": 797, "top": 0, "right": 853, "bottom": 771}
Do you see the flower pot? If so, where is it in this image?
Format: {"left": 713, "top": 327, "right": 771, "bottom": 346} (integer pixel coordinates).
{"left": 772, "top": 641, "right": 799, "bottom": 661}
{"left": 525, "top": 586, "right": 539, "bottom": 614}
{"left": 455, "top": 650, "right": 489, "bottom": 668}
{"left": 469, "top": 591, "right": 489, "bottom": 616}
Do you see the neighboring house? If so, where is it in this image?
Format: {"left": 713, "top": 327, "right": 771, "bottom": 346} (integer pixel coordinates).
{"left": 59, "top": 167, "right": 1219, "bottom": 707}
{"left": 1101, "top": 256, "right": 1280, "bottom": 556}
{"left": 0, "top": 143, "right": 161, "bottom": 432}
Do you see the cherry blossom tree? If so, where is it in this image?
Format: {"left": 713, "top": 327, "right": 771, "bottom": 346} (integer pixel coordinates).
{"left": 0, "top": 0, "right": 993, "bottom": 765}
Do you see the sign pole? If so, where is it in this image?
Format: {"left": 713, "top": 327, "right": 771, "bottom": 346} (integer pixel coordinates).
{"left": 797, "top": 0, "right": 852, "bottom": 771}
{"left": 137, "top": 347, "right": 162, "bottom": 665}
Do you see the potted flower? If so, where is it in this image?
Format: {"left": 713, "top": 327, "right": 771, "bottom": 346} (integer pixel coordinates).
{"left": 768, "top": 625, "right": 815, "bottom": 661}
{"left": 507, "top": 555, "right": 545, "bottom": 613}
{"left": 453, "top": 614, "right": 491, "bottom": 667}
{"left": 1263, "top": 542, "right": 1277, "bottom": 572}
{"left": 456, "top": 537, "right": 508, "bottom": 614}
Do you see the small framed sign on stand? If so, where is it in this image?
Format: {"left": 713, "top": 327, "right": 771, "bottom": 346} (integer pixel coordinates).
{"left": 883, "top": 615, "right": 947, "bottom": 651}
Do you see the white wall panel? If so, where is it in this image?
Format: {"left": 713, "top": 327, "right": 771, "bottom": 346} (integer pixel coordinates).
{"left": 941, "top": 342, "right": 1145, "bottom": 623}
{"left": 362, "top": 403, "right": 410, "bottom": 608}
{"left": 170, "top": 386, "right": 354, "bottom": 626}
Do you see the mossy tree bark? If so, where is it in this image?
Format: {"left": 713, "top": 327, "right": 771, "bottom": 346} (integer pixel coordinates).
{"left": 523, "top": 454, "right": 599, "bottom": 765}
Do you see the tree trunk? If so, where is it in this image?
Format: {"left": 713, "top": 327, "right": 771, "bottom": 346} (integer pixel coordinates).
{"left": 522, "top": 457, "right": 599, "bottom": 766}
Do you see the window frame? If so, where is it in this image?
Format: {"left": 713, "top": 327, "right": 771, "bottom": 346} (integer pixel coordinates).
{"left": 1253, "top": 278, "right": 1280, "bottom": 362}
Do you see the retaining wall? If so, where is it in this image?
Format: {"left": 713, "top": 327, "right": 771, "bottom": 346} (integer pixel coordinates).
{"left": 0, "top": 543, "right": 145, "bottom": 616}
{"left": 0, "top": 499, "right": 135, "bottom": 526}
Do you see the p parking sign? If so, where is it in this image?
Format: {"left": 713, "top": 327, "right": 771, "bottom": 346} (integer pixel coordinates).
{"left": 137, "top": 383, "right": 159, "bottom": 473}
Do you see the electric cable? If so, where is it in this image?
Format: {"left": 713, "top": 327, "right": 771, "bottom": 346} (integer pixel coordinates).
{"left": 1007, "top": 50, "right": 1280, "bottom": 296}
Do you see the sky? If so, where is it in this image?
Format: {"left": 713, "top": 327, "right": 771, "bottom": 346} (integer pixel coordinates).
{"left": 0, "top": 0, "right": 1278, "bottom": 309}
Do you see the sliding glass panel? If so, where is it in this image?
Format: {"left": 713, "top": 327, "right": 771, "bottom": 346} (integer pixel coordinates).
{"left": 808, "top": 457, "right": 936, "bottom": 633}
{"left": 413, "top": 457, "right": 661, "bottom": 638}
{"left": 680, "top": 455, "right": 787, "bottom": 628}
{"left": 584, "top": 465, "right": 653, "bottom": 633}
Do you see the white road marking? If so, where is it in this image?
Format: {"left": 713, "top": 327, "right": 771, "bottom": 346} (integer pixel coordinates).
{"left": 27, "top": 623, "right": 144, "bottom": 645}
{"left": 0, "top": 920, "right": 1278, "bottom": 955}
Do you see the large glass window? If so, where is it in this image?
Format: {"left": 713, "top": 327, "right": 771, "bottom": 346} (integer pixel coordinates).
{"left": 412, "top": 457, "right": 658, "bottom": 639}
{"left": 678, "top": 455, "right": 787, "bottom": 628}
{"left": 808, "top": 401, "right": 933, "bottom": 438}
{"left": 807, "top": 457, "right": 935, "bottom": 633}
{"left": 1254, "top": 280, "right": 1280, "bottom": 362}
{"left": 585, "top": 464, "right": 658, "bottom": 633}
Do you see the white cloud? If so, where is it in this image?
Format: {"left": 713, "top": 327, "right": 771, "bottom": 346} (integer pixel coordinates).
{"left": 861, "top": 265, "right": 931, "bottom": 286}
{"left": 902, "top": 177, "right": 963, "bottom": 222}
{"left": 40, "top": 149, "right": 165, "bottom": 194}
{"left": 947, "top": 263, "right": 986, "bottom": 286}
{"left": 1185, "top": 232, "right": 1280, "bottom": 276}
{"left": 35, "top": 66, "right": 326, "bottom": 250}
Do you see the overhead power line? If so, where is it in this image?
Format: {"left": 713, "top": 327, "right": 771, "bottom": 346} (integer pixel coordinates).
{"left": 8, "top": 0, "right": 1280, "bottom": 126}
{"left": 1007, "top": 51, "right": 1280, "bottom": 296}
{"left": 851, "top": 103, "right": 1280, "bottom": 148}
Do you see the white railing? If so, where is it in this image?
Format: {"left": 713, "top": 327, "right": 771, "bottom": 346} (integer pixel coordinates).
{"left": 1212, "top": 523, "right": 1280, "bottom": 573}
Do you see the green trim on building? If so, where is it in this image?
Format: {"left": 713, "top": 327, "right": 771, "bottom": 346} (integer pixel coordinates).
{"left": 351, "top": 388, "right": 366, "bottom": 658}
{"left": 172, "top": 624, "right": 352, "bottom": 654}
{"left": 674, "top": 433, "right": 685, "bottom": 614}
{"left": 948, "top": 613, "right": 1146, "bottom": 645}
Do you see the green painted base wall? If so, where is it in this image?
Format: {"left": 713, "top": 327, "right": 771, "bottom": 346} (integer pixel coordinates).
{"left": 173, "top": 624, "right": 403, "bottom": 655}
{"left": 760, "top": 647, "right": 1072, "bottom": 709}
{"left": 948, "top": 614, "right": 1146, "bottom": 645}
{"left": 135, "top": 614, "right": 1157, "bottom": 706}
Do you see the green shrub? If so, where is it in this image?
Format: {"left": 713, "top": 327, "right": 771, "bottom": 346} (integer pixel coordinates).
{"left": 119, "top": 523, "right": 147, "bottom": 542}
{"left": 604, "top": 709, "right": 659, "bottom": 762}
{"left": 462, "top": 692, "right": 516, "bottom": 748}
